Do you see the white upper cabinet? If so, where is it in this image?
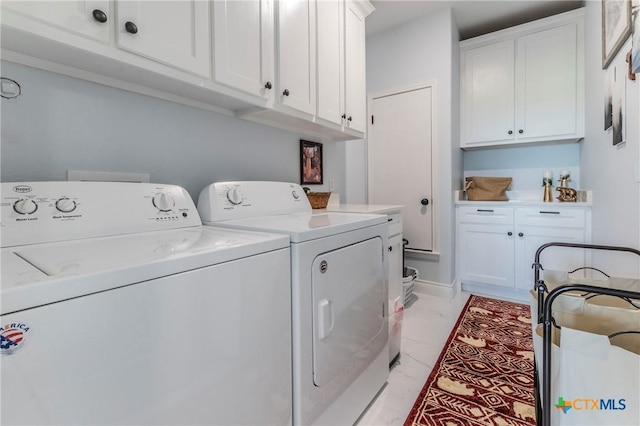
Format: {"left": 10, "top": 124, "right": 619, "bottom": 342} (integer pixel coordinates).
{"left": 343, "top": 0, "right": 367, "bottom": 133}
{"left": 1, "top": 0, "right": 373, "bottom": 141}
{"left": 316, "top": 0, "right": 372, "bottom": 134}
{"left": 316, "top": 0, "right": 344, "bottom": 126}
{"left": 115, "top": 1, "right": 211, "bottom": 78}
{"left": 2, "top": 0, "right": 111, "bottom": 43}
{"left": 212, "top": 0, "right": 275, "bottom": 100}
{"left": 276, "top": 0, "right": 316, "bottom": 116}
{"left": 460, "top": 9, "right": 584, "bottom": 149}
{"left": 461, "top": 40, "right": 515, "bottom": 145}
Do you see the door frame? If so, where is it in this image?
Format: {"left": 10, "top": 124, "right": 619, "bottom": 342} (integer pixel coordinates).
{"left": 366, "top": 81, "right": 439, "bottom": 255}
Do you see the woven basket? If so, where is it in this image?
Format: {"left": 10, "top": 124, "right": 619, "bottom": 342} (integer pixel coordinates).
{"left": 306, "top": 192, "right": 331, "bottom": 209}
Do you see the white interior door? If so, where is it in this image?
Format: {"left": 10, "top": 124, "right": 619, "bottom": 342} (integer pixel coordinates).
{"left": 369, "top": 86, "right": 433, "bottom": 251}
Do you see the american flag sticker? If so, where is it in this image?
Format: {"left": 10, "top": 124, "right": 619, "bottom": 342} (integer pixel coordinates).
{"left": 0, "top": 323, "right": 30, "bottom": 355}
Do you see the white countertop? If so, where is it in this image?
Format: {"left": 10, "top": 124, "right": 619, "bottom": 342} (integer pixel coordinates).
{"left": 319, "top": 204, "right": 404, "bottom": 215}
{"left": 454, "top": 190, "right": 592, "bottom": 207}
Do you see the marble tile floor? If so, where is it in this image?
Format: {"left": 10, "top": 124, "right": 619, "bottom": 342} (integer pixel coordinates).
{"left": 356, "top": 291, "right": 472, "bottom": 426}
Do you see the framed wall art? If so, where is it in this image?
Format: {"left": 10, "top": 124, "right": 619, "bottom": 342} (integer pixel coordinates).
{"left": 602, "top": 0, "right": 633, "bottom": 69}
{"left": 300, "top": 140, "right": 323, "bottom": 185}
{"left": 632, "top": 5, "right": 640, "bottom": 74}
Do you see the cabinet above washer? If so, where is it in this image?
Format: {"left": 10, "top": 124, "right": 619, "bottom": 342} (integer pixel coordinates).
{"left": 1, "top": 0, "right": 374, "bottom": 142}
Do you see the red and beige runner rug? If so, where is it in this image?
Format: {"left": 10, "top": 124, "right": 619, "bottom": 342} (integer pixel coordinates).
{"left": 404, "top": 295, "right": 536, "bottom": 426}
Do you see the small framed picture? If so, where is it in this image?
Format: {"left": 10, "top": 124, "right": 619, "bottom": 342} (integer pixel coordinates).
{"left": 300, "top": 140, "right": 323, "bottom": 185}
{"left": 632, "top": 8, "right": 640, "bottom": 74}
{"left": 602, "top": 0, "right": 632, "bottom": 69}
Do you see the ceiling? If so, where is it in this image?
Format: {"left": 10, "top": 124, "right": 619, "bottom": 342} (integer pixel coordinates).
{"left": 366, "top": 1, "right": 585, "bottom": 40}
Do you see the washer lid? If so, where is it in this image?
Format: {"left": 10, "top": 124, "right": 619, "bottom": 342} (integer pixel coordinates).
{"left": 212, "top": 212, "right": 386, "bottom": 243}
{"left": 1, "top": 226, "right": 289, "bottom": 315}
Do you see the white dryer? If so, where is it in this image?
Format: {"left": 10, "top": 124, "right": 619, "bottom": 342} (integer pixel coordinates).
{"left": 198, "top": 181, "right": 389, "bottom": 425}
{"left": 0, "top": 181, "right": 292, "bottom": 425}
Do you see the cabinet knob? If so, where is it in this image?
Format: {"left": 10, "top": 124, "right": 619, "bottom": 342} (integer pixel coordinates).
{"left": 347, "top": 116, "right": 352, "bottom": 122}
{"left": 518, "top": 129, "right": 524, "bottom": 134}
{"left": 518, "top": 232, "right": 524, "bottom": 237}
{"left": 282, "top": 89, "right": 290, "bottom": 96}
{"left": 125, "top": 21, "right": 138, "bottom": 34}
{"left": 388, "top": 246, "right": 393, "bottom": 252}
{"left": 264, "top": 81, "right": 272, "bottom": 89}
{"left": 92, "top": 9, "right": 108, "bottom": 23}
{"left": 507, "top": 231, "right": 513, "bottom": 236}
{"left": 341, "top": 114, "right": 347, "bottom": 119}
{"left": 421, "top": 198, "right": 429, "bottom": 206}
{"left": 508, "top": 130, "right": 513, "bottom": 135}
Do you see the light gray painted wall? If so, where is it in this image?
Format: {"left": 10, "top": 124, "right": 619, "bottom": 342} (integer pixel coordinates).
{"left": 365, "top": 8, "right": 461, "bottom": 286}
{"left": 0, "top": 60, "right": 346, "bottom": 202}
{"left": 463, "top": 144, "right": 582, "bottom": 190}
{"left": 580, "top": 1, "right": 640, "bottom": 277}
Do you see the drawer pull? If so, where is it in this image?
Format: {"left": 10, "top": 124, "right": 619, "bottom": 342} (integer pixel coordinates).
{"left": 387, "top": 218, "right": 393, "bottom": 222}
{"left": 539, "top": 211, "right": 560, "bottom": 215}
{"left": 477, "top": 209, "right": 494, "bottom": 213}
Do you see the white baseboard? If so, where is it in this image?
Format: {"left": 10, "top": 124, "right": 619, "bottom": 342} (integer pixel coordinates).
{"left": 413, "top": 278, "right": 457, "bottom": 299}
{"left": 460, "top": 282, "right": 530, "bottom": 303}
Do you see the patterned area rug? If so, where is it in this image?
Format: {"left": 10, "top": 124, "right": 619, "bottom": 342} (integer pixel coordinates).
{"left": 404, "top": 295, "right": 536, "bottom": 426}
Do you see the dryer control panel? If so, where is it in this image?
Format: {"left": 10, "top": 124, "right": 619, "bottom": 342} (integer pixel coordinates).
{"left": 1, "top": 182, "right": 201, "bottom": 248}
{"left": 198, "top": 181, "right": 312, "bottom": 223}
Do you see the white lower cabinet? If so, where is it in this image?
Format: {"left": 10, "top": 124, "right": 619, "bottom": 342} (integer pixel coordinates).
{"left": 456, "top": 205, "right": 591, "bottom": 296}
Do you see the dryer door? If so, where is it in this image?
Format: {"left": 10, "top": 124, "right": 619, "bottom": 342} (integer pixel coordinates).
{"left": 312, "top": 236, "right": 385, "bottom": 387}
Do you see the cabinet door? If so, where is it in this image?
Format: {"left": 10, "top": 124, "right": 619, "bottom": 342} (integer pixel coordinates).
{"left": 213, "top": 0, "right": 274, "bottom": 100}
{"left": 514, "top": 226, "right": 585, "bottom": 291}
{"left": 515, "top": 23, "right": 580, "bottom": 141}
{"left": 316, "top": 0, "right": 344, "bottom": 126}
{"left": 115, "top": 0, "right": 211, "bottom": 77}
{"left": 460, "top": 40, "right": 515, "bottom": 146}
{"left": 2, "top": 0, "right": 110, "bottom": 43}
{"left": 344, "top": 0, "right": 366, "bottom": 133}
{"left": 276, "top": 0, "right": 316, "bottom": 115}
{"left": 457, "top": 223, "right": 514, "bottom": 287}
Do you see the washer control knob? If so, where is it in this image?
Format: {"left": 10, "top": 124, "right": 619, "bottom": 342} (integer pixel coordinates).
{"left": 153, "top": 193, "right": 175, "bottom": 212}
{"left": 226, "top": 187, "right": 243, "bottom": 205}
{"left": 56, "top": 198, "right": 77, "bottom": 213}
{"left": 13, "top": 198, "right": 38, "bottom": 215}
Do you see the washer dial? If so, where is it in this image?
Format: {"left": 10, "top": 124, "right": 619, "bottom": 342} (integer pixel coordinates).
{"left": 153, "top": 193, "right": 175, "bottom": 212}
{"left": 55, "top": 198, "right": 77, "bottom": 213}
{"left": 13, "top": 198, "right": 38, "bottom": 215}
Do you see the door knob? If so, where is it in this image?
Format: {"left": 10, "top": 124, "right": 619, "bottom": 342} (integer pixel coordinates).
{"left": 518, "top": 232, "right": 524, "bottom": 237}
{"left": 421, "top": 198, "right": 429, "bottom": 206}
{"left": 507, "top": 231, "right": 513, "bottom": 236}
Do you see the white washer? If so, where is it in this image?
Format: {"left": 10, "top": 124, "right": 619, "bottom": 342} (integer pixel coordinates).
{"left": 197, "top": 181, "right": 389, "bottom": 426}
{"left": 1, "top": 181, "right": 292, "bottom": 425}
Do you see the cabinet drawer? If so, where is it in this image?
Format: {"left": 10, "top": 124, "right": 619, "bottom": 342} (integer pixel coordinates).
{"left": 387, "top": 213, "right": 403, "bottom": 237}
{"left": 457, "top": 206, "right": 514, "bottom": 225}
{"left": 516, "top": 208, "right": 585, "bottom": 228}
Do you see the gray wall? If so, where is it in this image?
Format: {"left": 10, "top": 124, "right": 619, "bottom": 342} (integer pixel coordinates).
{"left": 365, "top": 7, "right": 461, "bottom": 286}
{"left": 1, "top": 60, "right": 346, "bottom": 202}
{"left": 580, "top": 1, "right": 640, "bottom": 277}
